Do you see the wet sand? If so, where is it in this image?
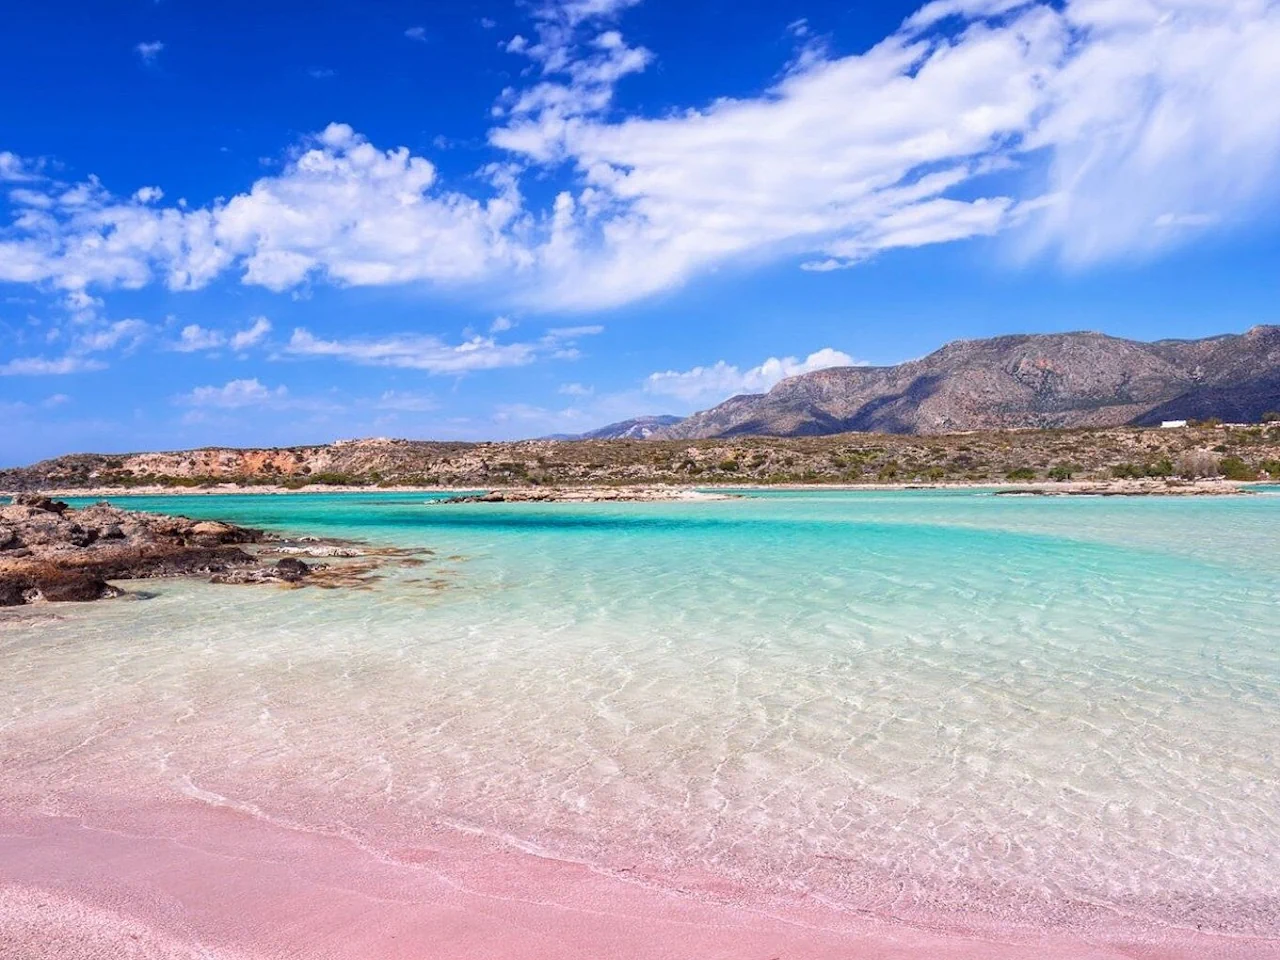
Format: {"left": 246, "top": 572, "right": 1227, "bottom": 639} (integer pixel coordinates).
{"left": 2, "top": 800, "right": 1266, "bottom": 960}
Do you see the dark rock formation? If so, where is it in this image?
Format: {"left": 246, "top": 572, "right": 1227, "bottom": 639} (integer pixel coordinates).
{"left": 209, "top": 556, "right": 313, "bottom": 586}
{"left": 0, "top": 496, "right": 283, "bottom": 606}
{"left": 658, "top": 326, "right": 1280, "bottom": 438}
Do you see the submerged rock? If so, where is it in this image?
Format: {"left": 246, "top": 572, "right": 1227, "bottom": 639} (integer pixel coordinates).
{"left": 210, "top": 556, "right": 316, "bottom": 586}
{"left": 274, "top": 556, "right": 310, "bottom": 580}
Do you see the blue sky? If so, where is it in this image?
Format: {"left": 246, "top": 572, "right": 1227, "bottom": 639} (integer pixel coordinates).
{"left": 3, "top": 0, "right": 1280, "bottom": 462}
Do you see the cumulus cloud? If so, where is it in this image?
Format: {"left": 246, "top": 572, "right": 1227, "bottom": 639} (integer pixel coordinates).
{"left": 214, "top": 123, "right": 525, "bottom": 291}
{"left": 173, "top": 323, "right": 225, "bottom": 352}
{"left": 0, "top": 124, "right": 519, "bottom": 295}
{"left": 645, "top": 348, "right": 858, "bottom": 405}
{"left": 180, "top": 378, "right": 288, "bottom": 408}
{"left": 170, "top": 316, "right": 271, "bottom": 353}
{"left": 1, "top": 0, "right": 1278, "bottom": 311}
{"left": 230, "top": 316, "right": 272, "bottom": 350}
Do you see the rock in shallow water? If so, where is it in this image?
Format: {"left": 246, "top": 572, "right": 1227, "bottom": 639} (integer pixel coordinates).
{"left": 0, "top": 497, "right": 268, "bottom": 607}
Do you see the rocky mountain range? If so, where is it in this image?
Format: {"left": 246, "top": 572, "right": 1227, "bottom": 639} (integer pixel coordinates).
{"left": 657, "top": 326, "right": 1280, "bottom": 438}
{"left": 550, "top": 415, "right": 684, "bottom": 441}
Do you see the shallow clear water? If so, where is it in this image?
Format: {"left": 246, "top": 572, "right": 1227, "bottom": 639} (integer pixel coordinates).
{"left": 3, "top": 489, "right": 1280, "bottom": 952}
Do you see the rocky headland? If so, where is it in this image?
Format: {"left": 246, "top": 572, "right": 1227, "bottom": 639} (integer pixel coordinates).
{"left": 0, "top": 495, "right": 388, "bottom": 607}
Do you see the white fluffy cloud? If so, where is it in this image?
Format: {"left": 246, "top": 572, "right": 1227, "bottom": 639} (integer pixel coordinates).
{"left": 173, "top": 324, "right": 225, "bottom": 352}
{"left": 214, "top": 123, "right": 526, "bottom": 291}
{"left": 645, "top": 347, "right": 857, "bottom": 405}
{"left": 2, "top": 0, "right": 1279, "bottom": 311}
{"left": 171, "top": 316, "right": 273, "bottom": 353}
{"left": 492, "top": 0, "right": 652, "bottom": 163}
{"left": 180, "top": 378, "right": 288, "bottom": 408}
{"left": 230, "top": 316, "right": 272, "bottom": 350}
{"left": 0, "top": 124, "right": 520, "bottom": 295}
{"left": 0, "top": 151, "right": 41, "bottom": 182}
{"left": 135, "top": 42, "right": 165, "bottom": 64}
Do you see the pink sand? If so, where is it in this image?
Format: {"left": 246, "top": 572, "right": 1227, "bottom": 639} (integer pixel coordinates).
{"left": 2, "top": 799, "right": 1274, "bottom": 960}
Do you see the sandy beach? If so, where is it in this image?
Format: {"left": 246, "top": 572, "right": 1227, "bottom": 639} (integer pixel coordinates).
{"left": 2, "top": 799, "right": 1264, "bottom": 960}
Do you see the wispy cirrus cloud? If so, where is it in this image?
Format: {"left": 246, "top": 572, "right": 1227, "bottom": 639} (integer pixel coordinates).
{"left": 282, "top": 322, "right": 601, "bottom": 374}
{"left": 1, "top": 318, "right": 149, "bottom": 376}
{"left": 0, "top": 355, "right": 107, "bottom": 377}
{"left": 284, "top": 329, "right": 537, "bottom": 374}
{"left": 0, "top": 0, "right": 1277, "bottom": 313}
{"left": 375, "top": 390, "right": 437, "bottom": 412}
{"left": 73, "top": 318, "right": 149, "bottom": 353}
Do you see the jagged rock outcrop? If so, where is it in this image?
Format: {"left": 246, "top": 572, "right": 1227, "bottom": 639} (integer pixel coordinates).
{"left": 0, "top": 496, "right": 311, "bottom": 606}
{"left": 659, "top": 326, "right": 1280, "bottom": 438}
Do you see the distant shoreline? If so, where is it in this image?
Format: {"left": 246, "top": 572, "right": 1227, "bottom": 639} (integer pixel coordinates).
{"left": 2, "top": 478, "right": 1264, "bottom": 499}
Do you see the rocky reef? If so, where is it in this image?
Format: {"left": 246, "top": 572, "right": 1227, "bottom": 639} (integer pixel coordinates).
{"left": 435, "top": 487, "right": 738, "bottom": 504}
{"left": 0, "top": 495, "right": 320, "bottom": 606}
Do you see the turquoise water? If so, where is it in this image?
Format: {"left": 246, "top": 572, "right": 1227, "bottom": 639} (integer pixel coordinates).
{"left": 5, "top": 489, "right": 1280, "bottom": 940}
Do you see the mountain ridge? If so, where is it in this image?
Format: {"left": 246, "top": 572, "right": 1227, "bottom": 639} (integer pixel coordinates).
{"left": 655, "top": 326, "right": 1280, "bottom": 439}
{"left": 547, "top": 415, "right": 683, "bottom": 441}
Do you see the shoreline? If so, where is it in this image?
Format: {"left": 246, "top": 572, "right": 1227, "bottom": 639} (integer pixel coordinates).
{"left": 0, "top": 495, "right": 411, "bottom": 607}
{"left": 4, "top": 491, "right": 1279, "bottom": 958}
{"left": 2, "top": 799, "right": 1271, "bottom": 960}
{"left": 2, "top": 478, "right": 1264, "bottom": 498}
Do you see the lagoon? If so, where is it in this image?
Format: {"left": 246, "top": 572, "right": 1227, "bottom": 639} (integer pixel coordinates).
{"left": 3, "top": 489, "right": 1279, "bottom": 958}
